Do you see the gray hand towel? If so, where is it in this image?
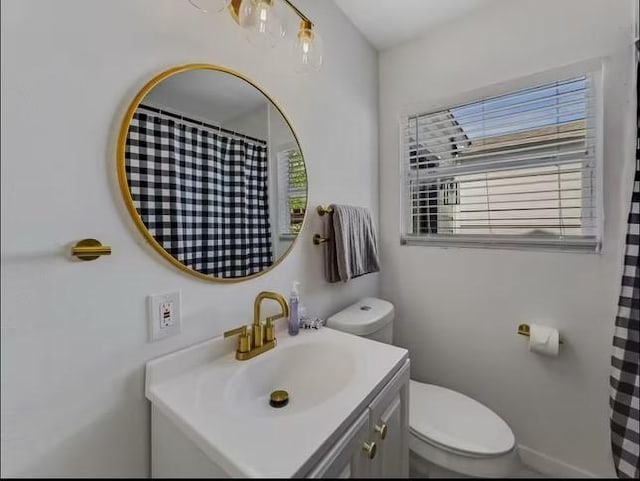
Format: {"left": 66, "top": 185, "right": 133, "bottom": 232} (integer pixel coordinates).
{"left": 323, "top": 204, "right": 380, "bottom": 283}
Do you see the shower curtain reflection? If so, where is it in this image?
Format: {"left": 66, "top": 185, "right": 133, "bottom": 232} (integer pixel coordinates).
{"left": 125, "top": 108, "right": 273, "bottom": 278}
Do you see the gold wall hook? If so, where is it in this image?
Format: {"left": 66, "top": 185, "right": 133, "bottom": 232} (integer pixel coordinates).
{"left": 313, "top": 234, "right": 329, "bottom": 245}
{"left": 71, "top": 239, "right": 112, "bottom": 261}
{"left": 317, "top": 205, "right": 333, "bottom": 216}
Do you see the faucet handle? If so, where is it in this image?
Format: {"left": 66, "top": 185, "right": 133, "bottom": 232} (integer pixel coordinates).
{"left": 265, "top": 314, "right": 287, "bottom": 343}
{"left": 224, "top": 325, "right": 251, "bottom": 353}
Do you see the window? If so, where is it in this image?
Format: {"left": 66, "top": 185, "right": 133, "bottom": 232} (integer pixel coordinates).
{"left": 277, "top": 147, "right": 307, "bottom": 237}
{"left": 401, "top": 70, "right": 602, "bottom": 252}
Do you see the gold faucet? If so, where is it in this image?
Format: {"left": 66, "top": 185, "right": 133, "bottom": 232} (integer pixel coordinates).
{"left": 224, "top": 291, "right": 290, "bottom": 361}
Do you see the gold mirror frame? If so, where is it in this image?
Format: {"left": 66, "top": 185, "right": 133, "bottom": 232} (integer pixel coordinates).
{"left": 116, "top": 63, "right": 308, "bottom": 283}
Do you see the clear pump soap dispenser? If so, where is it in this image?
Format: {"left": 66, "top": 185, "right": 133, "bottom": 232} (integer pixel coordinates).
{"left": 288, "top": 281, "right": 300, "bottom": 336}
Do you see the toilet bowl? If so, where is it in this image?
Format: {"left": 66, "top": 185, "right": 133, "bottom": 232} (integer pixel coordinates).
{"left": 327, "top": 298, "right": 520, "bottom": 478}
{"left": 408, "top": 380, "right": 519, "bottom": 477}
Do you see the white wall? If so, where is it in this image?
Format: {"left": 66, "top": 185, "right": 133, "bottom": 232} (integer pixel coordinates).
{"left": 379, "top": 0, "right": 636, "bottom": 477}
{"left": 223, "top": 105, "right": 269, "bottom": 141}
{"left": 0, "top": 0, "right": 379, "bottom": 476}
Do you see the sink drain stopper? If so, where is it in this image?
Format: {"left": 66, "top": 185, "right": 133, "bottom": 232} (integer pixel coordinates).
{"left": 269, "top": 390, "right": 289, "bottom": 408}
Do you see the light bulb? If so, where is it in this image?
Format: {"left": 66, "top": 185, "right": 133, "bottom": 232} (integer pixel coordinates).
{"left": 292, "top": 21, "right": 323, "bottom": 73}
{"left": 187, "top": 0, "right": 232, "bottom": 14}
{"left": 245, "top": 0, "right": 285, "bottom": 49}
{"left": 237, "top": 0, "right": 255, "bottom": 27}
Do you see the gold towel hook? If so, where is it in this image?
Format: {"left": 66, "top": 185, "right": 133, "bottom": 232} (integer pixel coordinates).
{"left": 313, "top": 234, "right": 329, "bottom": 245}
{"left": 71, "top": 239, "right": 112, "bottom": 261}
{"left": 317, "top": 205, "right": 333, "bottom": 216}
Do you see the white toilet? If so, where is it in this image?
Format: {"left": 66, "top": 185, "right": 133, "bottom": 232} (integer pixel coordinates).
{"left": 327, "top": 297, "right": 520, "bottom": 478}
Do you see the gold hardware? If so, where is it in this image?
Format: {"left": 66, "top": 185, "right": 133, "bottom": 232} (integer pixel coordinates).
{"left": 229, "top": 0, "right": 312, "bottom": 27}
{"left": 517, "top": 323, "right": 563, "bottom": 344}
{"left": 225, "top": 292, "right": 290, "bottom": 361}
{"left": 71, "top": 239, "right": 112, "bottom": 261}
{"left": 117, "top": 64, "right": 308, "bottom": 283}
{"left": 269, "top": 389, "right": 289, "bottom": 408}
{"left": 253, "top": 322, "right": 264, "bottom": 348}
{"left": 224, "top": 325, "right": 252, "bottom": 354}
{"left": 265, "top": 314, "right": 285, "bottom": 343}
{"left": 224, "top": 325, "right": 247, "bottom": 337}
{"left": 375, "top": 423, "right": 388, "bottom": 440}
{"left": 362, "top": 441, "right": 377, "bottom": 460}
{"left": 317, "top": 205, "right": 333, "bottom": 216}
{"left": 282, "top": 0, "right": 312, "bottom": 25}
{"left": 299, "top": 19, "right": 313, "bottom": 34}
{"left": 254, "top": 291, "right": 289, "bottom": 333}
{"left": 313, "top": 234, "right": 329, "bottom": 245}
{"left": 236, "top": 340, "right": 276, "bottom": 361}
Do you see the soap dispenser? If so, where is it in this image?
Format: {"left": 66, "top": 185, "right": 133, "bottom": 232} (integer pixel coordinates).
{"left": 288, "top": 281, "right": 300, "bottom": 336}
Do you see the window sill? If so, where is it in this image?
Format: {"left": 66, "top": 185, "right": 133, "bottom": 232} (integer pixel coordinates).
{"left": 401, "top": 234, "right": 600, "bottom": 253}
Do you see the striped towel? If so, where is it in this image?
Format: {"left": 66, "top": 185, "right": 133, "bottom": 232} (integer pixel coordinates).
{"left": 324, "top": 204, "right": 380, "bottom": 283}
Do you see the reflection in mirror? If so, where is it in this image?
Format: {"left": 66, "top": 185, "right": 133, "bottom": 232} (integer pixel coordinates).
{"left": 121, "top": 66, "right": 307, "bottom": 281}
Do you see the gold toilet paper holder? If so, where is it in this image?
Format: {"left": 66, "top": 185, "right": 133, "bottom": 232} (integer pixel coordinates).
{"left": 517, "top": 323, "right": 563, "bottom": 344}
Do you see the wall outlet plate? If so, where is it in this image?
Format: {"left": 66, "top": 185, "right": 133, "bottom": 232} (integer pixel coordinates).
{"left": 148, "top": 291, "right": 182, "bottom": 342}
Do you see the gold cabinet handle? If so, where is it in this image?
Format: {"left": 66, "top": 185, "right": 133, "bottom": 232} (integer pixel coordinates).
{"left": 362, "top": 441, "right": 377, "bottom": 460}
{"left": 71, "top": 239, "right": 112, "bottom": 261}
{"left": 375, "top": 423, "right": 388, "bottom": 440}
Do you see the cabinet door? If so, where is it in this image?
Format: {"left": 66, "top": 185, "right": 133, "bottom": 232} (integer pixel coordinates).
{"left": 307, "top": 411, "right": 377, "bottom": 478}
{"left": 368, "top": 359, "right": 410, "bottom": 478}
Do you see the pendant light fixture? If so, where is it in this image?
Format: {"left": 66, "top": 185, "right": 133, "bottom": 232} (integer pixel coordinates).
{"left": 291, "top": 19, "right": 323, "bottom": 73}
{"left": 244, "top": 0, "right": 286, "bottom": 49}
{"left": 188, "top": 0, "right": 323, "bottom": 73}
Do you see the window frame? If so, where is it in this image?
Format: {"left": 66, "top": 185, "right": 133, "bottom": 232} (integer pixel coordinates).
{"left": 276, "top": 143, "right": 307, "bottom": 240}
{"left": 399, "top": 59, "right": 604, "bottom": 253}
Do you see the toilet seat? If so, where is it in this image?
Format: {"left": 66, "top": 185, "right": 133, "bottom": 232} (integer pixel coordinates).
{"left": 409, "top": 380, "right": 515, "bottom": 456}
{"left": 409, "top": 381, "right": 519, "bottom": 477}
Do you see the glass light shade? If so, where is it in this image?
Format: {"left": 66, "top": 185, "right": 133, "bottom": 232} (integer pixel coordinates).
{"left": 237, "top": 0, "right": 255, "bottom": 27}
{"left": 292, "top": 23, "right": 323, "bottom": 73}
{"left": 245, "top": 0, "right": 286, "bottom": 49}
{"left": 187, "top": 0, "right": 232, "bottom": 14}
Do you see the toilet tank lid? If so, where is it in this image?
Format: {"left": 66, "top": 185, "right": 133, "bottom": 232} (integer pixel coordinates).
{"left": 326, "top": 297, "right": 394, "bottom": 336}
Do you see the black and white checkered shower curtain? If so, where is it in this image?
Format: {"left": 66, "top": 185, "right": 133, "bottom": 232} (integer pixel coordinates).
{"left": 125, "top": 110, "right": 273, "bottom": 278}
{"left": 609, "top": 62, "right": 639, "bottom": 479}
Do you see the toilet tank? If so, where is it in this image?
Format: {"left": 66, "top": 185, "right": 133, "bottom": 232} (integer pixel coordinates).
{"left": 326, "top": 297, "right": 395, "bottom": 344}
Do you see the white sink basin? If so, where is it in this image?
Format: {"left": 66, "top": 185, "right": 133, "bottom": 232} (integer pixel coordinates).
{"left": 224, "top": 342, "right": 356, "bottom": 417}
{"left": 146, "top": 327, "right": 407, "bottom": 477}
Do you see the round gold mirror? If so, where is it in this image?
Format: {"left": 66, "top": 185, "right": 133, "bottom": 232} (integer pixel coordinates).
{"left": 117, "top": 64, "right": 307, "bottom": 282}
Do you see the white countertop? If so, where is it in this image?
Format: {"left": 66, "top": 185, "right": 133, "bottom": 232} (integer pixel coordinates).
{"left": 145, "top": 327, "right": 408, "bottom": 477}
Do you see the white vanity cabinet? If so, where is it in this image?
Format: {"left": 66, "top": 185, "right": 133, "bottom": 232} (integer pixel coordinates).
{"left": 146, "top": 328, "right": 410, "bottom": 478}
{"left": 368, "top": 359, "right": 410, "bottom": 478}
{"left": 308, "top": 359, "right": 410, "bottom": 478}
{"left": 307, "top": 410, "right": 372, "bottom": 478}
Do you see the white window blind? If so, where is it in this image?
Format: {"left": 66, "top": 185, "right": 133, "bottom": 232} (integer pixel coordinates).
{"left": 277, "top": 148, "right": 307, "bottom": 237}
{"left": 401, "top": 72, "right": 602, "bottom": 252}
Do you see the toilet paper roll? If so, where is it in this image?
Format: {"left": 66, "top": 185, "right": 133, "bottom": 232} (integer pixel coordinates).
{"left": 528, "top": 323, "right": 560, "bottom": 357}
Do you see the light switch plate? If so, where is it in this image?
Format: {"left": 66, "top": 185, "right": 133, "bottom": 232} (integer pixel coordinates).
{"left": 148, "top": 291, "right": 182, "bottom": 342}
